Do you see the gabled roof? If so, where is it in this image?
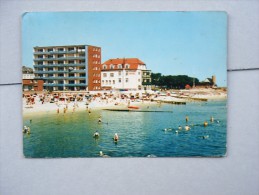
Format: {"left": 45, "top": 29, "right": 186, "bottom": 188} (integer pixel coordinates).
{"left": 102, "top": 58, "right": 145, "bottom": 71}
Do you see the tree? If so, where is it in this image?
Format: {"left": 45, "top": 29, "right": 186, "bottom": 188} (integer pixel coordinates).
{"left": 151, "top": 73, "right": 200, "bottom": 89}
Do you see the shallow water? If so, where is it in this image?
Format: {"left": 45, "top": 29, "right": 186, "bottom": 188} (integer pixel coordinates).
{"left": 23, "top": 100, "right": 227, "bottom": 157}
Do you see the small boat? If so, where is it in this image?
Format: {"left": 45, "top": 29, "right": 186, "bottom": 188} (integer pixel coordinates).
{"left": 128, "top": 106, "right": 139, "bottom": 109}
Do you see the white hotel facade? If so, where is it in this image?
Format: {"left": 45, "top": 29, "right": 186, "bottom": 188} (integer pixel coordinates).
{"left": 101, "top": 58, "right": 151, "bottom": 90}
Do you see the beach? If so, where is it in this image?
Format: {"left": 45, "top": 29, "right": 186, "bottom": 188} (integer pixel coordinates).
{"left": 23, "top": 88, "right": 227, "bottom": 116}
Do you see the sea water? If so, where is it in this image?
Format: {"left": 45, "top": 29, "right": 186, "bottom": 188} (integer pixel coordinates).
{"left": 23, "top": 100, "right": 227, "bottom": 157}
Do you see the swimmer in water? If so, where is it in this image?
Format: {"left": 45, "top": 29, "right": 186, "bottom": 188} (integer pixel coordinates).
{"left": 185, "top": 125, "right": 190, "bottom": 131}
{"left": 210, "top": 116, "right": 214, "bottom": 122}
{"left": 93, "top": 131, "right": 100, "bottom": 138}
{"left": 178, "top": 125, "right": 182, "bottom": 130}
{"left": 204, "top": 121, "right": 208, "bottom": 127}
{"left": 114, "top": 133, "right": 119, "bottom": 142}
{"left": 186, "top": 116, "right": 189, "bottom": 122}
{"left": 98, "top": 116, "right": 102, "bottom": 123}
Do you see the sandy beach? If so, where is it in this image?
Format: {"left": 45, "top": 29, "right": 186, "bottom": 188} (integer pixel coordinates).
{"left": 23, "top": 88, "right": 227, "bottom": 116}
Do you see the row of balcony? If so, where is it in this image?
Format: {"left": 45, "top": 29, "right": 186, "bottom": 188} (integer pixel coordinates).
{"left": 34, "top": 56, "right": 85, "bottom": 61}
{"left": 43, "top": 83, "right": 87, "bottom": 87}
{"left": 34, "top": 50, "right": 85, "bottom": 55}
{"left": 34, "top": 70, "right": 86, "bottom": 74}
{"left": 34, "top": 76, "right": 86, "bottom": 80}
{"left": 33, "top": 63, "right": 86, "bottom": 68}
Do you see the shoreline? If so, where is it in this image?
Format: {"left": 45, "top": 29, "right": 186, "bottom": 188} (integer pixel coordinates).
{"left": 23, "top": 88, "right": 227, "bottom": 117}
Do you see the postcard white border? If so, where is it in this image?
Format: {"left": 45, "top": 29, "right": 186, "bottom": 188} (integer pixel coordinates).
{"left": 0, "top": 1, "right": 259, "bottom": 195}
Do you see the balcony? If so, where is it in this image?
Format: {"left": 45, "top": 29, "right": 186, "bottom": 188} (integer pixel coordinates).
{"left": 33, "top": 63, "right": 86, "bottom": 68}
{"left": 43, "top": 83, "right": 87, "bottom": 87}
{"left": 35, "top": 76, "right": 86, "bottom": 80}
{"left": 34, "top": 70, "right": 86, "bottom": 74}
{"left": 142, "top": 82, "right": 152, "bottom": 85}
{"left": 34, "top": 56, "right": 85, "bottom": 61}
{"left": 34, "top": 50, "right": 85, "bottom": 55}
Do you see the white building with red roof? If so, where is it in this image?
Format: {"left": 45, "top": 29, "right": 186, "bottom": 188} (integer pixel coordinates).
{"left": 101, "top": 58, "right": 151, "bottom": 90}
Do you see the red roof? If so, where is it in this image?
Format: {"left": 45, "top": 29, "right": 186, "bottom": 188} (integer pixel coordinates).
{"left": 102, "top": 58, "right": 145, "bottom": 71}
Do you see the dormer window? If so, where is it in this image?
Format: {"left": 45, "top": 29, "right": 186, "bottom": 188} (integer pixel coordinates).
{"left": 118, "top": 64, "right": 122, "bottom": 69}
{"left": 110, "top": 64, "right": 115, "bottom": 69}
{"left": 103, "top": 65, "right": 107, "bottom": 69}
{"left": 125, "top": 64, "right": 130, "bottom": 69}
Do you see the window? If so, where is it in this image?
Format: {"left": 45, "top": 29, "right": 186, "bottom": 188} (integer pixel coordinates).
{"left": 37, "top": 49, "right": 43, "bottom": 52}
{"left": 58, "top": 54, "right": 64, "bottom": 58}
{"left": 110, "top": 73, "right": 114, "bottom": 77}
{"left": 138, "top": 71, "right": 140, "bottom": 75}
{"left": 125, "top": 64, "right": 130, "bottom": 69}
{"left": 38, "top": 62, "right": 43, "bottom": 65}
{"left": 47, "top": 55, "right": 53, "bottom": 58}
{"left": 58, "top": 48, "right": 64, "bottom": 51}
{"left": 58, "top": 67, "right": 63, "bottom": 71}
{"left": 68, "top": 47, "right": 74, "bottom": 51}
{"left": 106, "top": 80, "right": 108, "bottom": 84}
{"left": 103, "top": 65, "right": 107, "bottom": 69}
{"left": 113, "top": 80, "right": 115, "bottom": 84}
{"left": 126, "top": 78, "right": 128, "bottom": 82}
{"left": 118, "top": 71, "right": 121, "bottom": 76}
{"left": 110, "top": 65, "right": 114, "bottom": 69}
{"left": 80, "top": 80, "right": 85, "bottom": 84}
{"left": 103, "top": 73, "right": 107, "bottom": 77}
{"left": 109, "top": 80, "right": 111, "bottom": 85}
{"left": 48, "top": 61, "right": 53, "bottom": 64}
{"left": 58, "top": 61, "right": 63, "bottom": 64}
{"left": 138, "top": 79, "right": 141, "bottom": 82}
{"left": 58, "top": 74, "right": 63, "bottom": 77}
{"left": 80, "top": 73, "right": 86, "bottom": 77}
{"left": 68, "top": 60, "right": 74, "bottom": 64}
{"left": 102, "top": 80, "right": 104, "bottom": 84}
{"left": 118, "top": 78, "right": 121, "bottom": 83}
{"left": 48, "top": 49, "right": 53, "bottom": 52}
{"left": 126, "top": 71, "right": 128, "bottom": 76}
{"left": 118, "top": 64, "right": 122, "bottom": 69}
{"left": 38, "top": 55, "right": 43, "bottom": 59}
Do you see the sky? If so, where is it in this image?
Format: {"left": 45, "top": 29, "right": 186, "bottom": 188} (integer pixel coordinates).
{"left": 22, "top": 12, "right": 227, "bottom": 86}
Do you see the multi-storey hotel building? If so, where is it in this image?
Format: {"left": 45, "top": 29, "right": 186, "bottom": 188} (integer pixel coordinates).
{"left": 101, "top": 58, "right": 151, "bottom": 90}
{"left": 33, "top": 45, "right": 101, "bottom": 91}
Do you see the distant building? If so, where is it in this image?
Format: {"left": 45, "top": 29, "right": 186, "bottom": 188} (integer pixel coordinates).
{"left": 196, "top": 75, "right": 217, "bottom": 88}
{"left": 22, "top": 66, "right": 43, "bottom": 91}
{"left": 101, "top": 58, "right": 151, "bottom": 90}
{"left": 33, "top": 44, "right": 101, "bottom": 91}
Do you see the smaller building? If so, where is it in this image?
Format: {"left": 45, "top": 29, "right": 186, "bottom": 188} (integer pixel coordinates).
{"left": 22, "top": 66, "right": 43, "bottom": 91}
{"left": 101, "top": 58, "right": 151, "bottom": 91}
{"left": 196, "top": 75, "right": 217, "bottom": 88}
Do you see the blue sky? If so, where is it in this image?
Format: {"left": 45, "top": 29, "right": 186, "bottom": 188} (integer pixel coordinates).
{"left": 22, "top": 12, "right": 227, "bottom": 86}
